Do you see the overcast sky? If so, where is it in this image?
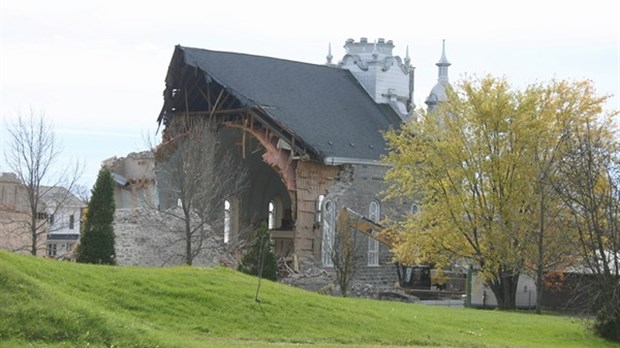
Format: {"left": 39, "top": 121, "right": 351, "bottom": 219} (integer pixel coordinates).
{"left": 1, "top": 0, "right": 619, "bottom": 189}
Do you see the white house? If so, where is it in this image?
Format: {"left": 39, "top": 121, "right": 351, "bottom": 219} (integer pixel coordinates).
{"left": 41, "top": 186, "right": 86, "bottom": 257}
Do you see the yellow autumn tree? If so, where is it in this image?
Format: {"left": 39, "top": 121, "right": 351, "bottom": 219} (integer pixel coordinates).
{"left": 520, "top": 80, "right": 609, "bottom": 313}
{"left": 383, "top": 76, "right": 613, "bottom": 310}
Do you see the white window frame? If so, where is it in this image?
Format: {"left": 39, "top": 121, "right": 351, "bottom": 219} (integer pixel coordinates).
{"left": 316, "top": 194, "right": 325, "bottom": 222}
{"left": 321, "top": 199, "right": 335, "bottom": 267}
{"left": 268, "top": 200, "right": 276, "bottom": 230}
{"left": 368, "top": 201, "right": 380, "bottom": 266}
{"left": 268, "top": 197, "right": 284, "bottom": 230}
{"left": 224, "top": 200, "right": 231, "bottom": 243}
{"left": 47, "top": 243, "right": 57, "bottom": 257}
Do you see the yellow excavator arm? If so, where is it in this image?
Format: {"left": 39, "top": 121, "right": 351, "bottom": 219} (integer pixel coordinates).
{"left": 337, "top": 207, "right": 396, "bottom": 248}
{"left": 336, "top": 207, "right": 432, "bottom": 290}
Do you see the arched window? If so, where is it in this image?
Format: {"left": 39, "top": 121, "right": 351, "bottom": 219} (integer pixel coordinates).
{"left": 321, "top": 199, "right": 335, "bottom": 267}
{"left": 368, "top": 201, "right": 380, "bottom": 266}
{"left": 267, "top": 197, "right": 283, "bottom": 230}
{"left": 268, "top": 200, "right": 276, "bottom": 230}
{"left": 316, "top": 194, "right": 325, "bottom": 222}
{"left": 224, "top": 200, "right": 231, "bottom": 243}
{"left": 411, "top": 203, "right": 419, "bottom": 215}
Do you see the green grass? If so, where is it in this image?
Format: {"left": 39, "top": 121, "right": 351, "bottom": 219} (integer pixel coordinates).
{"left": 0, "top": 250, "right": 616, "bottom": 348}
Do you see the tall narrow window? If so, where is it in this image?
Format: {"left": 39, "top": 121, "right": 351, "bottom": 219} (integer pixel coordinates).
{"left": 47, "top": 243, "right": 57, "bottom": 257}
{"left": 268, "top": 201, "right": 276, "bottom": 230}
{"left": 321, "top": 200, "right": 335, "bottom": 267}
{"left": 368, "top": 201, "right": 380, "bottom": 266}
{"left": 224, "top": 200, "right": 231, "bottom": 243}
{"left": 316, "top": 194, "right": 325, "bottom": 222}
{"left": 69, "top": 215, "right": 75, "bottom": 230}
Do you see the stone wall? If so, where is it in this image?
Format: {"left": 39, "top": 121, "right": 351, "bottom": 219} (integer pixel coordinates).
{"left": 290, "top": 163, "right": 416, "bottom": 296}
{"left": 113, "top": 208, "right": 226, "bottom": 267}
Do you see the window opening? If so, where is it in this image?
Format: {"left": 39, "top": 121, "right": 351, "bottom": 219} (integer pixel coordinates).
{"left": 268, "top": 201, "right": 276, "bottom": 230}
{"left": 368, "top": 201, "right": 380, "bottom": 266}
{"left": 321, "top": 200, "right": 335, "bottom": 267}
{"left": 316, "top": 194, "right": 325, "bottom": 222}
{"left": 47, "top": 243, "right": 57, "bottom": 257}
{"left": 224, "top": 200, "right": 231, "bottom": 243}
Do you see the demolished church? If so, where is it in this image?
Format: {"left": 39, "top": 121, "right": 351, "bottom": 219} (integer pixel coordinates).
{"left": 154, "top": 37, "right": 452, "bottom": 291}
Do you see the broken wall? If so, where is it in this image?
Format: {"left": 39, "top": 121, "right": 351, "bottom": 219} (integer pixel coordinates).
{"left": 321, "top": 164, "right": 413, "bottom": 291}
{"left": 103, "top": 151, "right": 158, "bottom": 209}
{"left": 294, "top": 161, "right": 340, "bottom": 259}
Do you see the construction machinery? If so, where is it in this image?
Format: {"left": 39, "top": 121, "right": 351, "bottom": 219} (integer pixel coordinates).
{"left": 337, "top": 207, "right": 431, "bottom": 290}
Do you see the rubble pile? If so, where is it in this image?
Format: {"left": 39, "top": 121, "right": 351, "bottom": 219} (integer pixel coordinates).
{"left": 281, "top": 260, "right": 335, "bottom": 292}
{"left": 350, "top": 283, "right": 377, "bottom": 298}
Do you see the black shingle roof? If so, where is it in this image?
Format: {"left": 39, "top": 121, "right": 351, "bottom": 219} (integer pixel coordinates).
{"left": 174, "top": 45, "right": 402, "bottom": 161}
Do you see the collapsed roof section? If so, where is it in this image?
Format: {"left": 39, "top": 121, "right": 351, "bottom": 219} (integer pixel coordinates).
{"left": 157, "top": 45, "right": 402, "bottom": 162}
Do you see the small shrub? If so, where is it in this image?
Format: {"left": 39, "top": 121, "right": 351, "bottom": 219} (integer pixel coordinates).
{"left": 237, "top": 222, "right": 278, "bottom": 281}
{"left": 594, "top": 308, "right": 620, "bottom": 342}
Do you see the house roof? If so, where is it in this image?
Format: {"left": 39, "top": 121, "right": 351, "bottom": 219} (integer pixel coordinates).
{"left": 167, "top": 46, "right": 403, "bottom": 161}
{"left": 40, "top": 186, "right": 86, "bottom": 209}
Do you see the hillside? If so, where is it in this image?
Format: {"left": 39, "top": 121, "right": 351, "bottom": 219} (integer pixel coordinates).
{"left": 0, "top": 250, "right": 615, "bottom": 347}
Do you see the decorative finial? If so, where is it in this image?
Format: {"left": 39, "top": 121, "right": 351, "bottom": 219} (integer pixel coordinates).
{"left": 404, "top": 45, "right": 411, "bottom": 66}
{"left": 372, "top": 40, "right": 379, "bottom": 60}
{"left": 438, "top": 39, "right": 450, "bottom": 66}
{"left": 326, "top": 43, "right": 333, "bottom": 65}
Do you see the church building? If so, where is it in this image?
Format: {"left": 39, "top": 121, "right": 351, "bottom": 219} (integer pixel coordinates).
{"left": 154, "top": 37, "right": 451, "bottom": 291}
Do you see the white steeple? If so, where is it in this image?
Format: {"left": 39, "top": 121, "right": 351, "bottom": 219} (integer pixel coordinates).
{"left": 425, "top": 39, "right": 451, "bottom": 111}
{"left": 437, "top": 39, "right": 450, "bottom": 82}
{"left": 404, "top": 45, "right": 411, "bottom": 66}
{"left": 326, "top": 43, "right": 334, "bottom": 65}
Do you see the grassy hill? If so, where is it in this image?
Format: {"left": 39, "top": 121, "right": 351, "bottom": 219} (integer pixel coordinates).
{"left": 0, "top": 250, "right": 616, "bottom": 347}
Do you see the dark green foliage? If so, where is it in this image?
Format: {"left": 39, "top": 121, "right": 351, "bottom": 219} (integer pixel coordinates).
{"left": 594, "top": 300, "right": 620, "bottom": 341}
{"left": 237, "top": 223, "right": 278, "bottom": 281}
{"left": 77, "top": 167, "right": 116, "bottom": 265}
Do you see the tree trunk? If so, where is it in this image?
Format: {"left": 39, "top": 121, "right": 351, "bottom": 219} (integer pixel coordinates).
{"left": 185, "top": 213, "right": 192, "bottom": 266}
{"left": 31, "top": 221, "right": 37, "bottom": 256}
{"left": 255, "top": 237, "right": 266, "bottom": 302}
{"left": 30, "top": 195, "right": 38, "bottom": 256}
{"left": 536, "top": 189, "right": 545, "bottom": 314}
{"left": 489, "top": 270, "right": 519, "bottom": 310}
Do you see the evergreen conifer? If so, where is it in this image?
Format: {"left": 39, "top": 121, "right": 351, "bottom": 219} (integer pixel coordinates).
{"left": 238, "top": 223, "right": 278, "bottom": 281}
{"left": 77, "top": 167, "right": 116, "bottom": 264}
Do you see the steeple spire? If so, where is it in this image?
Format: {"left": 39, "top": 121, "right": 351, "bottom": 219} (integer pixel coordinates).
{"left": 436, "top": 39, "right": 451, "bottom": 82}
{"left": 326, "top": 43, "right": 333, "bottom": 65}
{"left": 425, "top": 40, "right": 452, "bottom": 111}
{"left": 404, "top": 45, "right": 411, "bottom": 66}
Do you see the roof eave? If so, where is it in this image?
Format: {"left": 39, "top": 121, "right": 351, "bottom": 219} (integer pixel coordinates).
{"left": 323, "top": 156, "right": 390, "bottom": 167}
